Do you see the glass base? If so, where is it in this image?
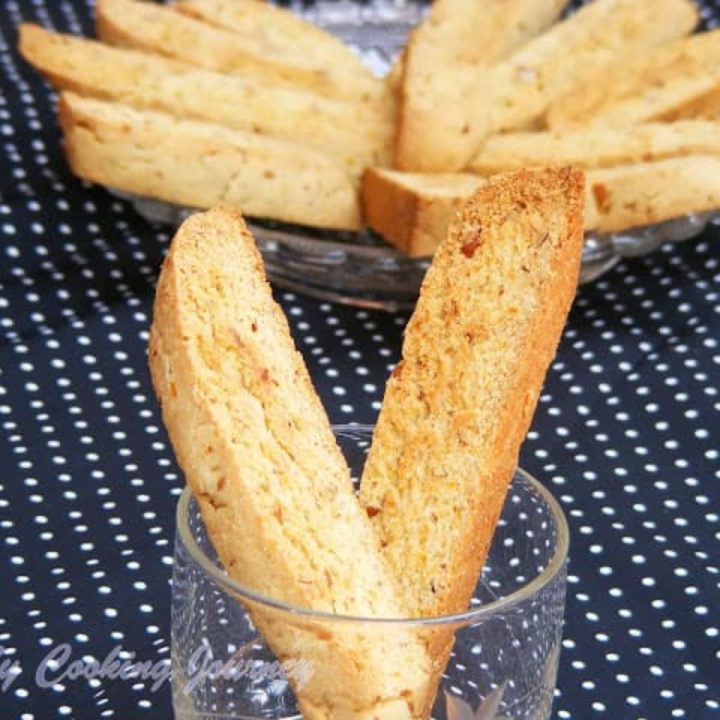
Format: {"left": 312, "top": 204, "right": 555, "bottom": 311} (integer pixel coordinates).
{"left": 170, "top": 428, "right": 569, "bottom": 720}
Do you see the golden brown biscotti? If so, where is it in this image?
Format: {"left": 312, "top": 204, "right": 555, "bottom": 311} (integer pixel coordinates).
{"left": 362, "top": 168, "right": 484, "bottom": 257}
{"left": 469, "top": 121, "right": 720, "bottom": 174}
{"left": 394, "top": 0, "right": 567, "bottom": 171}
{"left": 546, "top": 30, "right": 720, "bottom": 130}
{"left": 18, "top": 24, "right": 392, "bottom": 175}
{"left": 58, "top": 92, "right": 361, "bottom": 230}
{"left": 359, "top": 168, "right": 585, "bottom": 618}
{"left": 95, "top": 0, "right": 391, "bottom": 109}
{"left": 415, "top": 0, "right": 698, "bottom": 172}
{"left": 174, "top": 0, "right": 372, "bottom": 82}
{"left": 584, "top": 155, "right": 720, "bottom": 233}
{"left": 149, "top": 205, "right": 435, "bottom": 719}
{"left": 661, "top": 85, "right": 720, "bottom": 121}
{"left": 363, "top": 159, "right": 720, "bottom": 255}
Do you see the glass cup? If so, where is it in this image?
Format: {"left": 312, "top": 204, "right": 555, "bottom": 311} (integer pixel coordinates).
{"left": 171, "top": 426, "right": 569, "bottom": 720}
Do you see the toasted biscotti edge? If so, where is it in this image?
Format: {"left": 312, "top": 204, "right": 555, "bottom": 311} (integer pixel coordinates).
{"left": 362, "top": 168, "right": 484, "bottom": 256}
{"left": 658, "top": 84, "right": 720, "bottom": 121}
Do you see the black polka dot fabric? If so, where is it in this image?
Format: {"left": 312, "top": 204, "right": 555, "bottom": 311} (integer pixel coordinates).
{"left": 0, "top": 1, "right": 719, "bottom": 718}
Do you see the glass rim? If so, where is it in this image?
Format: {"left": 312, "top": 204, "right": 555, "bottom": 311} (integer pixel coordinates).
{"left": 175, "top": 431, "right": 569, "bottom": 626}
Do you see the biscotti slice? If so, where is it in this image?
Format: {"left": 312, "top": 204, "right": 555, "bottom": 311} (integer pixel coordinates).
{"left": 58, "top": 92, "right": 360, "bottom": 230}
{"left": 360, "top": 168, "right": 584, "bottom": 619}
{"left": 149, "top": 205, "right": 435, "bottom": 719}
{"left": 470, "top": 121, "right": 720, "bottom": 174}
{"left": 18, "top": 24, "right": 392, "bottom": 175}
{"left": 546, "top": 30, "right": 720, "bottom": 130}
{"left": 362, "top": 168, "right": 484, "bottom": 257}
{"left": 415, "top": 0, "right": 698, "bottom": 172}
{"left": 95, "top": 0, "right": 390, "bottom": 109}
{"left": 584, "top": 156, "right": 720, "bottom": 233}
{"left": 174, "top": 0, "right": 372, "bottom": 82}
{"left": 661, "top": 85, "right": 720, "bottom": 121}
{"left": 394, "top": 0, "right": 567, "bottom": 171}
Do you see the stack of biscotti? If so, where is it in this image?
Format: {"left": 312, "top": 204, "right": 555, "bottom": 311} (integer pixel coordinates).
{"left": 394, "top": 0, "right": 568, "bottom": 171}
{"left": 366, "top": 0, "right": 720, "bottom": 255}
{"left": 19, "top": 0, "right": 720, "bottom": 245}
{"left": 19, "top": 0, "right": 397, "bottom": 231}
{"left": 364, "top": 152, "right": 720, "bottom": 256}
{"left": 149, "top": 168, "right": 584, "bottom": 716}
{"left": 396, "top": 0, "right": 699, "bottom": 173}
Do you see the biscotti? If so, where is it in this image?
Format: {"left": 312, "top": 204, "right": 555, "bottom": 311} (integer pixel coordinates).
{"left": 584, "top": 155, "right": 720, "bottom": 233}
{"left": 148, "top": 205, "right": 434, "bottom": 719}
{"left": 19, "top": 24, "right": 392, "bottom": 176}
{"left": 662, "top": 85, "right": 720, "bottom": 121}
{"left": 175, "top": 0, "right": 373, "bottom": 83}
{"left": 95, "top": 0, "right": 391, "bottom": 109}
{"left": 546, "top": 29, "right": 720, "bottom": 130}
{"left": 411, "top": 0, "right": 698, "bottom": 172}
{"left": 394, "top": 0, "right": 567, "bottom": 171}
{"left": 58, "top": 92, "right": 361, "bottom": 230}
{"left": 469, "top": 121, "right": 720, "bottom": 174}
{"left": 363, "top": 158, "right": 720, "bottom": 255}
{"left": 359, "top": 168, "right": 585, "bottom": 618}
{"left": 362, "top": 168, "right": 484, "bottom": 257}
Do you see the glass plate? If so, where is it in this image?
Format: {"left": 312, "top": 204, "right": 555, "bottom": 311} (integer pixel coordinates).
{"left": 118, "top": 0, "right": 720, "bottom": 311}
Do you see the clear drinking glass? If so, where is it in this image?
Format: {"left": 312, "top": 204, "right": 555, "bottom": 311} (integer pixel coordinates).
{"left": 171, "top": 426, "right": 569, "bottom": 720}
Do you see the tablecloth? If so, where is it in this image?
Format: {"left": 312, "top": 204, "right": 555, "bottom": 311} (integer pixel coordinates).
{"left": 0, "top": 0, "right": 718, "bottom": 718}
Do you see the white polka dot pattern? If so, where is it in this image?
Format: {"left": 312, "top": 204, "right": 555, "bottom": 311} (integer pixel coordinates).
{"left": 0, "top": 1, "right": 719, "bottom": 718}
